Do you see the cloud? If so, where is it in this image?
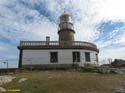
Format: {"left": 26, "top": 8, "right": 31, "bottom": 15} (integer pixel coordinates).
{"left": 0, "top": 0, "right": 58, "bottom": 41}
{"left": 99, "top": 47, "right": 125, "bottom": 64}
{"left": 93, "top": 0, "right": 125, "bottom": 21}
{"left": 95, "top": 22, "right": 125, "bottom": 64}
{"left": 0, "top": 46, "right": 7, "bottom": 52}
{"left": 95, "top": 22, "right": 125, "bottom": 48}
{"left": 1, "top": 0, "right": 124, "bottom": 42}
{"left": 0, "top": 42, "right": 18, "bottom": 59}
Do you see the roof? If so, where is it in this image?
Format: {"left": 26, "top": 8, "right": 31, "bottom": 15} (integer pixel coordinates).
{"left": 60, "top": 11, "right": 71, "bottom": 17}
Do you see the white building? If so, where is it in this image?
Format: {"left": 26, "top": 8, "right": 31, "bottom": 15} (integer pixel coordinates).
{"left": 17, "top": 12, "right": 99, "bottom": 69}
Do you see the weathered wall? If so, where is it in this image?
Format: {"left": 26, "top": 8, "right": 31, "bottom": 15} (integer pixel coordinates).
{"left": 22, "top": 49, "right": 98, "bottom": 66}
{"left": 58, "top": 31, "right": 74, "bottom": 41}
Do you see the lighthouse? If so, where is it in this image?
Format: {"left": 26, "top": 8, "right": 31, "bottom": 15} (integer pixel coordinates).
{"left": 58, "top": 11, "right": 75, "bottom": 43}
{"left": 18, "top": 11, "right": 99, "bottom": 69}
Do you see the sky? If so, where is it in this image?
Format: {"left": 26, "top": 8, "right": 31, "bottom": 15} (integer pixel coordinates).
{"left": 0, "top": 0, "right": 125, "bottom": 67}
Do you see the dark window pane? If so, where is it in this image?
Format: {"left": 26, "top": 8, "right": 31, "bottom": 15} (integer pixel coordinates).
{"left": 96, "top": 54, "right": 98, "bottom": 63}
{"left": 50, "top": 52, "right": 58, "bottom": 63}
{"left": 73, "top": 52, "right": 80, "bottom": 62}
{"left": 85, "top": 52, "right": 90, "bottom": 62}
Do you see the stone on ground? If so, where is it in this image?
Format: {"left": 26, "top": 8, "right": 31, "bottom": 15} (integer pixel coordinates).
{"left": 18, "top": 78, "right": 27, "bottom": 83}
{"left": 0, "top": 76, "right": 16, "bottom": 85}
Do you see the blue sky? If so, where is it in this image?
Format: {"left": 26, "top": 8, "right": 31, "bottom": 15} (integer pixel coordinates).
{"left": 0, "top": 0, "right": 125, "bottom": 67}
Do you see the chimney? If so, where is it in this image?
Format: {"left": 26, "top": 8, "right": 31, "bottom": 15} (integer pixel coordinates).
{"left": 46, "top": 36, "right": 50, "bottom": 45}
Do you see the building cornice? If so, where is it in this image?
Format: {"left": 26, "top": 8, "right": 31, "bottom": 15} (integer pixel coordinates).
{"left": 18, "top": 45, "right": 99, "bottom": 53}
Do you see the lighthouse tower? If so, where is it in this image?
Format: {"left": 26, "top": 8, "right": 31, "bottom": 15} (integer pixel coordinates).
{"left": 58, "top": 11, "right": 75, "bottom": 43}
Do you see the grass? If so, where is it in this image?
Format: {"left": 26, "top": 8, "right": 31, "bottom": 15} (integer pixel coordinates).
{"left": 1, "top": 70, "right": 125, "bottom": 93}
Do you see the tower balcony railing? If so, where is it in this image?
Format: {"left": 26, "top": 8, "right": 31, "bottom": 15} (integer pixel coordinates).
{"left": 20, "top": 41, "right": 97, "bottom": 48}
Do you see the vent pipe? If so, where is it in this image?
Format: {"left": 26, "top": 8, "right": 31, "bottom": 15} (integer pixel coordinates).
{"left": 46, "top": 36, "right": 50, "bottom": 45}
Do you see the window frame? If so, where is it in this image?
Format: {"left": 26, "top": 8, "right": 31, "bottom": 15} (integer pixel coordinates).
{"left": 85, "top": 52, "right": 91, "bottom": 62}
{"left": 72, "top": 51, "right": 80, "bottom": 62}
{"left": 50, "top": 52, "right": 58, "bottom": 63}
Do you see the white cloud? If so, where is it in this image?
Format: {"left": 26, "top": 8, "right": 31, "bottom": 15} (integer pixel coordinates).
{"left": 93, "top": 0, "right": 125, "bottom": 21}
{"left": 117, "top": 36, "right": 125, "bottom": 45}
{"left": 0, "top": 42, "right": 18, "bottom": 60}
{"left": 1, "top": 0, "right": 125, "bottom": 42}
{"left": 96, "top": 26, "right": 125, "bottom": 64}
{"left": 74, "top": 22, "right": 100, "bottom": 41}
{"left": 0, "top": 46, "right": 7, "bottom": 51}
{"left": 113, "top": 26, "right": 125, "bottom": 45}
{"left": 95, "top": 25, "right": 125, "bottom": 48}
{"left": 96, "top": 41, "right": 112, "bottom": 49}
{"left": 0, "top": 0, "right": 58, "bottom": 42}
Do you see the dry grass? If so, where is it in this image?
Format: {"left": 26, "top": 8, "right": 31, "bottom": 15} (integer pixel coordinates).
{"left": 1, "top": 70, "right": 125, "bottom": 93}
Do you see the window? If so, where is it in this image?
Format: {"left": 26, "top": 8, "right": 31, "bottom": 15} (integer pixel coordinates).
{"left": 73, "top": 52, "right": 80, "bottom": 62}
{"left": 50, "top": 52, "right": 58, "bottom": 63}
{"left": 85, "top": 52, "right": 90, "bottom": 62}
{"left": 96, "top": 54, "right": 98, "bottom": 62}
{"left": 63, "top": 16, "right": 69, "bottom": 22}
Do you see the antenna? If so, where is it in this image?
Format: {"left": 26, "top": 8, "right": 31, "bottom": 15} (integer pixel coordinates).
{"left": 63, "top": 8, "right": 66, "bottom": 13}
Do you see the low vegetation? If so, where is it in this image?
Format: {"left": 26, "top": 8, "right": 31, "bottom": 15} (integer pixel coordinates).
{"left": 0, "top": 70, "right": 125, "bottom": 93}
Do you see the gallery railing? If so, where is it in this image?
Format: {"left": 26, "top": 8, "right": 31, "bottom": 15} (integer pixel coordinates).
{"left": 20, "top": 41, "right": 97, "bottom": 48}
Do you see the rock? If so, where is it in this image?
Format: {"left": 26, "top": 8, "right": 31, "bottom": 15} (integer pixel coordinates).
{"left": 0, "top": 87, "right": 6, "bottom": 92}
{"left": 119, "top": 69, "right": 125, "bottom": 73}
{"left": 48, "top": 76, "right": 53, "bottom": 79}
{"left": 114, "top": 88, "right": 125, "bottom": 93}
{"left": 18, "top": 78, "right": 27, "bottom": 83}
{"left": 115, "top": 70, "right": 123, "bottom": 74}
{"left": 98, "top": 68, "right": 124, "bottom": 74}
{"left": 111, "top": 69, "right": 124, "bottom": 74}
{"left": 97, "top": 68, "right": 110, "bottom": 74}
{"left": 0, "top": 76, "right": 16, "bottom": 85}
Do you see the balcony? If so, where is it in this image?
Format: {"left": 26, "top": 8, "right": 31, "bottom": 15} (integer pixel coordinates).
{"left": 18, "top": 41, "right": 99, "bottom": 52}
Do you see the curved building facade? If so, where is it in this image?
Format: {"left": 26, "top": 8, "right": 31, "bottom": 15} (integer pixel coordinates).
{"left": 17, "top": 11, "right": 99, "bottom": 69}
